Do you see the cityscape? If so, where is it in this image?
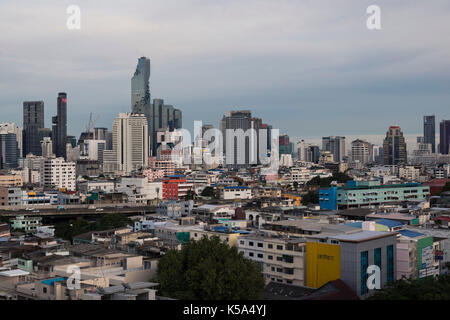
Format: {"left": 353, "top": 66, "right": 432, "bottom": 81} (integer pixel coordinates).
{"left": 1, "top": 0, "right": 450, "bottom": 309}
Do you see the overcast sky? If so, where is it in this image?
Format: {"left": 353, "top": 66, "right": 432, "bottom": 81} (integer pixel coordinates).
{"left": 1, "top": 0, "right": 449, "bottom": 147}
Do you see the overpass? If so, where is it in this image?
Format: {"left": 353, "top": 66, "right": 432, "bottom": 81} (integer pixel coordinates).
{"left": 0, "top": 204, "right": 156, "bottom": 218}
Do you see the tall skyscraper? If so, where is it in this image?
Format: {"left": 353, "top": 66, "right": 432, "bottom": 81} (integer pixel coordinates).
{"left": 131, "top": 57, "right": 151, "bottom": 129}
{"left": 351, "top": 139, "right": 372, "bottom": 165}
{"left": 149, "top": 98, "right": 182, "bottom": 156}
{"left": 105, "top": 113, "right": 149, "bottom": 174}
{"left": 423, "top": 115, "right": 435, "bottom": 153}
{"left": 0, "top": 133, "right": 18, "bottom": 169}
{"left": 383, "top": 125, "right": 407, "bottom": 165}
{"left": 220, "top": 110, "right": 253, "bottom": 168}
{"left": 52, "top": 93, "right": 67, "bottom": 159}
{"left": 23, "top": 101, "right": 44, "bottom": 156}
{"left": 322, "top": 136, "right": 347, "bottom": 163}
{"left": 440, "top": 120, "right": 450, "bottom": 155}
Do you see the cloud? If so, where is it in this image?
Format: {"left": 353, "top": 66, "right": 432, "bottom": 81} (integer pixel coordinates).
{"left": 0, "top": 0, "right": 449, "bottom": 141}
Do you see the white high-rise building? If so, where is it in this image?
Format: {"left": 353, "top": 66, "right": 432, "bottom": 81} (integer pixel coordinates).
{"left": 108, "top": 113, "right": 149, "bottom": 174}
{"left": 40, "top": 157, "right": 76, "bottom": 190}
{"left": 41, "top": 137, "right": 54, "bottom": 158}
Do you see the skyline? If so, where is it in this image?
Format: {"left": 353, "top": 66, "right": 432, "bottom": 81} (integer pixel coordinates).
{"left": 1, "top": 0, "right": 450, "bottom": 143}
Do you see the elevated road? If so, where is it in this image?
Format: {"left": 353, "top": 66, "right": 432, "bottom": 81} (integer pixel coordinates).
{"left": 0, "top": 205, "right": 156, "bottom": 218}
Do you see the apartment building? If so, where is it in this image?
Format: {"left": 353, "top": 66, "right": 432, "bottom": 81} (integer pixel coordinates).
{"left": 40, "top": 157, "right": 76, "bottom": 191}
{"left": 238, "top": 234, "right": 306, "bottom": 286}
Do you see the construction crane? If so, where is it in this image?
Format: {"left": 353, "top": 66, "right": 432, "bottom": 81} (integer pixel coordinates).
{"left": 85, "top": 112, "right": 100, "bottom": 140}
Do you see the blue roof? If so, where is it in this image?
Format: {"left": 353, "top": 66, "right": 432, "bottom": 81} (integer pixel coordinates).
{"left": 224, "top": 186, "right": 248, "bottom": 189}
{"left": 41, "top": 277, "right": 67, "bottom": 286}
{"left": 167, "top": 175, "right": 185, "bottom": 178}
{"left": 376, "top": 219, "right": 404, "bottom": 228}
{"left": 398, "top": 229, "right": 425, "bottom": 238}
{"left": 345, "top": 222, "right": 363, "bottom": 228}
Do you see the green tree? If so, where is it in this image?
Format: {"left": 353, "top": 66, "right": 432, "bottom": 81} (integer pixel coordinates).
{"left": 157, "top": 236, "right": 265, "bottom": 300}
{"left": 302, "top": 190, "right": 319, "bottom": 205}
{"left": 442, "top": 182, "right": 450, "bottom": 193}
{"left": 96, "top": 212, "right": 130, "bottom": 230}
{"left": 54, "top": 217, "right": 90, "bottom": 241}
{"left": 200, "top": 186, "right": 215, "bottom": 198}
{"left": 306, "top": 172, "right": 352, "bottom": 187}
{"left": 368, "top": 275, "right": 450, "bottom": 300}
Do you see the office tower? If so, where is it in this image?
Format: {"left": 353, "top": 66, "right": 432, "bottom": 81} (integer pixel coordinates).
{"left": 297, "top": 140, "right": 307, "bottom": 161}
{"left": 322, "top": 136, "right": 347, "bottom": 163}
{"left": 424, "top": 115, "right": 435, "bottom": 153}
{"left": 23, "top": 101, "right": 44, "bottom": 156}
{"left": 279, "top": 135, "right": 292, "bottom": 156}
{"left": 93, "top": 127, "right": 108, "bottom": 140}
{"left": 131, "top": 57, "right": 151, "bottom": 129}
{"left": 220, "top": 110, "right": 254, "bottom": 168}
{"left": 80, "top": 140, "right": 106, "bottom": 162}
{"left": 0, "top": 123, "right": 22, "bottom": 158}
{"left": 306, "top": 145, "right": 320, "bottom": 164}
{"left": 149, "top": 98, "right": 183, "bottom": 156}
{"left": 66, "top": 136, "right": 77, "bottom": 148}
{"left": 0, "top": 133, "right": 18, "bottom": 169}
{"left": 41, "top": 137, "right": 54, "bottom": 158}
{"left": 351, "top": 139, "right": 373, "bottom": 165}
{"left": 440, "top": 120, "right": 450, "bottom": 155}
{"left": 383, "top": 125, "right": 407, "bottom": 165}
{"left": 107, "top": 113, "right": 149, "bottom": 174}
{"left": 52, "top": 93, "right": 67, "bottom": 159}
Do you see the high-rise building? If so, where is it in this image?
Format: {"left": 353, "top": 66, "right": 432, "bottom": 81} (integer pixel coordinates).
{"left": 306, "top": 145, "right": 320, "bottom": 164}
{"left": 423, "top": 115, "right": 436, "bottom": 153}
{"left": 52, "top": 93, "right": 68, "bottom": 159}
{"left": 322, "top": 136, "right": 347, "bottom": 163}
{"left": 131, "top": 57, "right": 151, "bottom": 133}
{"left": 40, "top": 157, "right": 76, "bottom": 191}
{"left": 41, "top": 137, "right": 54, "bottom": 158}
{"left": 440, "top": 120, "right": 450, "bottom": 155}
{"left": 383, "top": 126, "right": 407, "bottom": 165}
{"left": 106, "top": 113, "right": 149, "bottom": 174}
{"left": 0, "top": 123, "right": 22, "bottom": 158}
{"left": 148, "top": 98, "right": 182, "bottom": 156}
{"left": 220, "top": 110, "right": 254, "bottom": 168}
{"left": 279, "top": 135, "right": 291, "bottom": 155}
{"left": 23, "top": 101, "right": 44, "bottom": 157}
{"left": 351, "top": 139, "right": 372, "bottom": 165}
{"left": 0, "top": 133, "right": 19, "bottom": 169}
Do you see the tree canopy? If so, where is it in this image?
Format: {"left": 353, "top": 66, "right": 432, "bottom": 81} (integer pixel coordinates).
{"left": 156, "top": 236, "right": 265, "bottom": 300}
{"left": 54, "top": 212, "right": 131, "bottom": 242}
{"left": 368, "top": 275, "right": 450, "bottom": 300}
{"left": 306, "top": 172, "right": 352, "bottom": 187}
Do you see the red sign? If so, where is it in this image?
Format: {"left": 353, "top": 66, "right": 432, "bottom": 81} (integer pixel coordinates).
{"left": 62, "top": 98, "right": 67, "bottom": 103}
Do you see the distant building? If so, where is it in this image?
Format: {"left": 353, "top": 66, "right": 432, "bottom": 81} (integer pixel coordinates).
{"left": 424, "top": 115, "right": 436, "bottom": 153}
{"left": 322, "top": 136, "right": 347, "bottom": 163}
{"left": 383, "top": 126, "right": 407, "bottom": 165}
{"left": 351, "top": 139, "right": 372, "bottom": 165}
{"left": 440, "top": 120, "right": 450, "bottom": 155}
{"left": 23, "top": 101, "right": 44, "bottom": 157}
{"left": 0, "top": 133, "right": 19, "bottom": 169}
{"left": 52, "top": 93, "right": 68, "bottom": 159}
{"left": 40, "top": 157, "right": 76, "bottom": 191}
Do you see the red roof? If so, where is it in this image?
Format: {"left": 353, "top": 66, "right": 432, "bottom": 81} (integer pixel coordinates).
{"left": 423, "top": 178, "right": 450, "bottom": 187}
{"left": 433, "top": 216, "right": 450, "bottom": 222}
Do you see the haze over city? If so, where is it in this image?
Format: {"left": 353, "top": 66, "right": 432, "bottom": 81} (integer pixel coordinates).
{"left": 1, "top": 0, "right": 450, "bottom": 142}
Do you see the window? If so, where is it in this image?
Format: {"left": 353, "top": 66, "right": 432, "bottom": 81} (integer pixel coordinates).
{"left": 360, "top": 251, "right": 369, "bottom": 295}
{"left": 43, "top": 287, "right": 47, "bottom": 293}
{"left": 277, "top": 268, "right": 283, "bottom": 273}
{"left": 257, "top": 242, "right": 263, "bottom": 248}
{"left": 387, "top": 245, "right": 394, "bottom": 284}
{"left": 277, "top": 245, "right": 283, "bottom": 250}
{"left": 249, "top": 241, "right": 254, "bottom": 246}
{"left": 276, "top": 256, "right": 282, "bottom": 262}
{"left": 268, "top": 255, "right": 273, "bottom": 260}
{"left": 257, "top": 253, "right": 263, "bottom": 259}
{"left": 268, "top": 244, "right": 273, "bottom": 249}
{"left": 240, "top": 240, "right": 244, "bottom": 245}
{"left": 249, "top": 252, "right": 254, "bottom": 257}
{"left": 374, "top": 248, "right": 382, "bottom": 270}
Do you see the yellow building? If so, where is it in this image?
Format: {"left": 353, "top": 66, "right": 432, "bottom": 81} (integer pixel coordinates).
{"left": 190, "top": 229, "right": 240, "bottom": 247}
{"left": 306, "top": 242, "right": 340, "bottom": 288}
{"left": 282, "top": 193, "right": 301, "bottom": 207}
